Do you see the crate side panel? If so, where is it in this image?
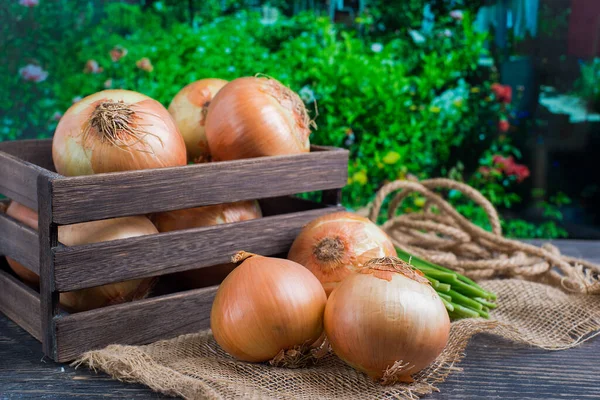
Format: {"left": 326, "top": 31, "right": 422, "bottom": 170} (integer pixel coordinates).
{"left": 50, "top": 149, "right": 348, "bottom": 225}
{"left": 53, "top": 206, "right": 344, "bottom": 291}
{"left": 0, "top": 212, "right": 40, "bottom": 274}
{"left": 0, "top": 268, "right": 42, "bottom": 341}
{"left": 0, "top": 152, "right": 43, "bottom": 210}
{"left": 0, "top": 139, "right": 55, "bottom": 172}
{"left": 54, "top": 286, "right": 217, "bottom": 362}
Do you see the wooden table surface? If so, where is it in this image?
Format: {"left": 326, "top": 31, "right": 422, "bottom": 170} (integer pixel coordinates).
{"left": 1, "top": 240, "right": 599, "bottom": 399}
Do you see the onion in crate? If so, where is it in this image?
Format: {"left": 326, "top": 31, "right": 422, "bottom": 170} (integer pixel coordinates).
{"left": 5, "top": 201, "right": 158, "bottom": 312}
{"left": 151, "top": 201, "right": 262, "bottom": 289}
{"left": 168, "top": 78, "right": 228, "bottom": 162}
{"left": 52, "top": 89, "right": 187, "bottom": 176}
{"left": 205, "top": 77, "right": 313, "bottom": 161}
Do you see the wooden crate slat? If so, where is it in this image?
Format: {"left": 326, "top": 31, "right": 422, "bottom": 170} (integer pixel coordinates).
{"left": 0, "top": 269, "right": 42, "bottom": 341}
{"left": 0, "top": 151, "right": 47, "bottom": 210}
{"left": 54, "top": 285, "right": 217, "bottom": 362}
{"left": 50, "top": 147, "right": 348, "bottom": 225}
{"left": 0, "top": 139, "right": 55, "bottom": 172}
{"left": 0, "top": 211, "right": 40, "bottom": 275}
{"left": 53, "top": 206, "right": 344, "bottom": 291}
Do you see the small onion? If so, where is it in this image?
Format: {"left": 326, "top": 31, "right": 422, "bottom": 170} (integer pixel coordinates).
{"left": 5, "top": 201, "right": 158, "bottom": 312}
{"left": 53, "top": 89, "right": 187, "bottom": 176}
{"left": 325, "top": 257, "right": 450, "bottom": 383}
{"left": 287, "top": 211, "right": 397, "bottom": 295}
{"left": 167, "top": 78, "right": 228, "bottom": 162}
{"left": 151, "top": 201, "right": 262, "bottom": 289}
{"left": 205, "top": 77, "right": 312, "bottom": 161}
{"left": 211, "top": 252, "right": 327, "bottom": 362}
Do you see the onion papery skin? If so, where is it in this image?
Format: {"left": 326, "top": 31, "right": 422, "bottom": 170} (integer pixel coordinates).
{"left": 5, "top": 201, "right": 158, "bottom": 313}
{"left": 287, "top": 211, "right": 397, "bottom": 295}
{"left": 151, "top": 201, "right": 262, "bottom": 290}
{"left": 211, "top": 254, "right": 327, "bottom": 362}
{"left": 168, "top": 79, "right": 228, "bottom": 162}
{"left": 53, "top": 89, "right": 187, "bottom": 176}
{"left": 324, "top": 259, "right": 450, "bottom": 382}
{"left": 204, "top": 77, "right": 312, "bottom": 161}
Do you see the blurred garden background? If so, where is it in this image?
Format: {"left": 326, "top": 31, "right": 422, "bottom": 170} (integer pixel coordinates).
{"left": 2, "top": 0, "right": 599, "bottom": 239}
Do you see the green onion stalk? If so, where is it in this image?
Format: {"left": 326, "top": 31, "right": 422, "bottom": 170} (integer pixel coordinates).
{"left": 396, "top": 249, "right": 497, "bottom": 320}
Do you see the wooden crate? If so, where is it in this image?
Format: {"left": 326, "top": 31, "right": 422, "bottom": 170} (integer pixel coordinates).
{"left": 0, "top": 139, "right": 348, "bottom": 362}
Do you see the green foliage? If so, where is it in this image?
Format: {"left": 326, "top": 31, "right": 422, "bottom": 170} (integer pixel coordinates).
{"left": 1, "top": 1, "right": 566, "bottom": 238}
{"left": 574, "top": 58, "right": 600, "bottom": 112}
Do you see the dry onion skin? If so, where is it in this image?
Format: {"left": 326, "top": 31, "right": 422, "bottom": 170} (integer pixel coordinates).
{"left": 324, "top": 257, "right": 450, "bottom": 384}
{"left": 151, "top": 201, "right": 262, "bottom": 290}
{"left": 211, "top": 252, "right": 327, "bottom": 362}
{"left": 287, "top": 211, "right": 397, "bottom": 295}
{"left": 53, "top": 89, "right": 187, "bottom": 176}
{"left": 167, "top": 78, "right": 228, "bottom": 162}
{"left": 5, "top": 201, "right": 158, "bottom": 313}
{"left": 205, "top": 77, "right": 313, "bottom": 161}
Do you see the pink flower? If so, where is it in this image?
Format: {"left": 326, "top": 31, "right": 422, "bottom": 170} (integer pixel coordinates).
{"left": 136, "top": 57, "right": 153, "bottom": 72}
{"left": 491, "top": 83, "right": 512, "bottom": 103}
{"left": 19, "top": 0, "right": 39, "bottom": 7}
{"left": 450, "top": 10, "right": 463, "bottom": 20}
{"left": 52, "top": 112, "right": 62, "bottom": 121}
{"left": 103, "top": 79, "right": 113, "bottom": 89}
{"left": 83, "top": 60, "right": 103, "bottom": 74}
{"left": 72, "top": 96, "right": 82, "bottom": 104}
{"left": 498, "top": 119, "right": 510, "bottom": 132}
{"left": 19, "top": 64, "right": 48, "bottom": 82}
{"left": 110, "top": 45, "right": 128, "bottom": 62}
{"left": 493, "top": 155, "right": 530, "bottom": 182}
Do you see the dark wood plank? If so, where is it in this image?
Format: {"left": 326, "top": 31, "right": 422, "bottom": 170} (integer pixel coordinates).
{"left": 0, "top": 151, "right": 49, "bottom": 210}
{"left": 38, "top": 174, "right": 60, "bottom": 359}
{"left": 50, "top": 147, "right": 349, "bottom": 225}
{"left": 0, "top": 269, "right": 41, "bottom": 341}
{"left": 54, "top": 285, "right": 217, "bottom": 362}
{"left": 0, "top": 139, "right": 56, "bottom": 172}
{"left": 0, "top": 211, "right": 40, "bottom": 275}
{"left": 53, "top": 206, "right": 344, "bottom": 291}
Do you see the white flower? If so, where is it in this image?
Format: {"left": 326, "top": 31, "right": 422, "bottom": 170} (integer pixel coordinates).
{"left": 197, "top": 47, "right": 205, "bottom": 53}
{"left": 370, "top": 43, "right": 383, "bottom": 53}
{"left": 450, "top": 10, "right": 463, "bottom": 20}
{"left": 19, "top": 64, "right": 48, "bottom": 83}
{"left": 224, "top": 48, "right": 231, "bottom": 54}
{"left": 298, "top": 86, "right": 315, "bottom": 103}
{"left": 72, "top": 96, "right": 83, "bottom": 104}
{"left": 408, "top": 30, "right": 426, "bottom": 44}
{"left": 227, "top": 66, "right": 236, "bottom": 72}
{"left": 443, "top": 29, "right": 453, "bottom": 37}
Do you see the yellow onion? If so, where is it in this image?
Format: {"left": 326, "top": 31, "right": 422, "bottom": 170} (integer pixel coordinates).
{"left": 53, "top": 89, "right": 187, "bottom": 176}
{"left": 5, "top": 201, "right": 158, "bottom": 313}
{"left": 211, "top": 252, "right": 327, "bottom": 362}
{"left": 325, "top": 257, "right": 450, "bottom": 383}
{"left": 168, "top": 78, "right": 228, "bottom": 162}
{"left": 151, "top": 201, "right": 262, "bottom": 289}
{"left": 204, "top": 77, "right": 313, "bottom": 161}
{"left": 287, "top": 211, "right": 397, "bottom": 295}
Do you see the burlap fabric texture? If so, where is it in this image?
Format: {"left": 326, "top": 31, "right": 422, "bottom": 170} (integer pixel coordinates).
{"left": 75, "top": 179, "right": 600, "bottom": 399}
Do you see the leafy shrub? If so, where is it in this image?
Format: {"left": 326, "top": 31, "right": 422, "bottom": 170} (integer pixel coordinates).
{"left": 1, "top": 1, "right": 566, "bottom": 238}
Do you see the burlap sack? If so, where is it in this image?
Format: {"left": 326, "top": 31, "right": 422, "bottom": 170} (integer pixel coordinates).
{"left": 75, "top": 279, "right": 600, "bottom": 400}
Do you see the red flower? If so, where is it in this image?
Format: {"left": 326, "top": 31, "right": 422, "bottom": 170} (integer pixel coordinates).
{"left": 83, "top": 60, "right": 103, "bottom": 74}
{"left": 491, "top": 83, "right": 512, "bottom": 103}
{"left": 492, "top": 155, "right": 530, "bottom": 182}
{"left": 498, "top": 119, "right": 510, "bottom": 132}
{"left": 136, "top": 57, "right": 153, "bottom": 72}
{"left": 110, "top": 45, "right": 128, "bottom": 62}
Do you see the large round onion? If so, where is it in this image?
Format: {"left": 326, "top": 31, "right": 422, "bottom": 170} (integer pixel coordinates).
{"left": 168, "top": 78, "right": 228, "bottom": 162}
{"left": 211, "top": 252, "right": 327, "bottom": 362}
{"left": 325, "top": 258, "right": 450, "bottom": 383}
{"left": 53, "top": 89, "right": 187, "bottom": 176}
{"left": 151, "top": 201, "right": 262, "bottom": 289}
{"left": 287, "top": 211, "right": 397, "bottom": 295}
{"left": 5, "top": 201, "right": 158, "bottom": 312}
{"left": 204, "top": 77, "right": 312, "bottom": 161}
